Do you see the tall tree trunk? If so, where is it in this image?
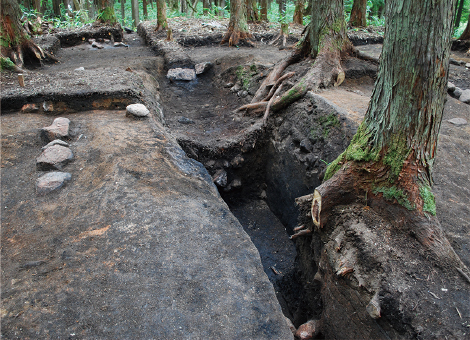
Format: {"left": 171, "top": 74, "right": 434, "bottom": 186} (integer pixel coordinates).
{"left": 120, "top": 0, "right": 125, "bottom": 23}
{"left": 156, "top": 0, "right": 168, "bottom": 30}
{"left": 246, "top": 0, "right": 259, "bottom": 22}
{"left": 143, "top": 0, "right": 148, "bottom": 19}
{"left": 221, "top": 0, "right": 252, "bottom": 46}
{"left": 1, "top": 0, "right": 46, "bottom": 69}
{"left": 218, "top": 0, "right": 225, "bottom": 17}
{"left": 97, "top": 0, "right": 117, "bottom": 23}
{"left": 312, "top": 0, "right": 469, "bottom": 280}
{"left": 203, "top": 0, "right": 210, "bottom": 14}
{"left": 349, "top": 0, "right": 367, "bottom": 27}
{"left": 454, "top": 0, "right": 465, "bottom": 28}
{"left": 459, "top": 12, "right": 470, "bottom": 40}
{"left": 52, "top": 0, "right": 61, "bottom": 15}
{"left": 293, "top": 0, "right": 304, "bottom": 25}
{"left": 260, "top": 0, "right": 268, "bottom": 21}
{"left": 131, "top": 0, "right": 139, "bottom": 27}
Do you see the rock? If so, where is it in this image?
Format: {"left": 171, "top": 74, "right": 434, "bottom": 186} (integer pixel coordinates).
{"left": 447, "top": 118, "right": 468, "bottom": 126}
{"left": 42, "top": 139, "right": 70, "bottom": 150}
{"left": 88, "top": 38, "right": 96, "bottom": 44}
{"left": 91, "top": 41, "right": 104, "bottom": 49}
{"left": 300, "top": 139, "right": 313, "bottom": 153}
{"left": 21, "top": 103, "right": 39, "bottom": 113}
{"left": 103, "top": 39, "right": 111, "bottom": 44}
{"left": 449, "top": 58, "right": 460, "bottom": 66}
{"left": 294, "top": 320, "right": 318, "bottom": 340}
{"left": 41, "top": 117, "right": 71, "bottom": 143}
{"left": 459, "top": 89, "right": 470, "bottom": 103}
{"left": 167, "top": 68, "right": 196, "bottom": 81}
{"left": 37, "top": 145, "right": 74, "bottom": 171}
{"left": 212, "top": 169, "right": 227, "bottom": 187}
{"left": 447, "top": 82, "right": 455, "bottom": 92}
{"left": 42, "top": 101, "right": 54, "bottom": 113}
{"left": 230, "top": 155, "right": 244, "bottom": 168}
{"left": 114, "top": 42, "right": 128, "bottom": 48}
{"left": 466, "top": 63, "right": 470, "bottom": 68}
{"left": 238, "top": 90, "right": 248, "bottom": 98}
{"left": 36, "top": 172, "right": 72, "bottom": 195}
{"left": 177, "top": 116, "right": 195, "bottom": 124}
{"left": 123, "top": 26, "right": 134, "bottom": 33}
{"left": 126, "top": 104, "right": 150, "bottom": 117}
{"left": 195, "top": 62, "right": 213, "bottom": 75}
{"left": 230, "top": 84, "right": 241, "bottom": 93}
{"left": 74, "top": 66, "right": 85, "bottom": 71}
{"left": 224, "top": 82, "right": 234, "bottom": 88}
{"left": 230, "top": 178, "right": 242, "bottom": 188}
{"left": 453, "top": 87, "right": 463, "bottom": 99}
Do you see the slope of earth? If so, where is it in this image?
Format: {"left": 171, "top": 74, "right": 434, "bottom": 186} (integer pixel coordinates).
{"left": 0, "top": 25, "right": 295, "bottom": 339}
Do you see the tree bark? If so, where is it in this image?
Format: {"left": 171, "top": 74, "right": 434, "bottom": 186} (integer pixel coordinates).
{"left": 1, "top": 0, "right": 46, "bottom": 69}
{"left": 459, "top": 12, "right": 470, "bottom": 40}
{"left": 349, "top": 0, "right": 367, "bottom": 27}
{"left": 131, "top": 0, "right": 139, "bottom": 27}
{"left": 314, "top": 0, "right": 469, "bottom": 280}
{"left": 97, "top": 0, "right": 117, "bottom": 23}
{"left": 246, "top": 0, "right": 259, "bottom": 22}
{"left": 156, "top": 0, "right": 168, "bottom": 30}
{"left": 203, "top": 0, "right": 210, "bottom": 15}
{"left": 260, "top": 0, "right": 268, "bottom": 21}
{"left": 454, "top": 0, "right": 465, "bottom": 28}
{"left": 293, "top": 0, "right": 304, "bottom": 25}
{"left": 221, "top": 0, "right": 253, "bottom": 46}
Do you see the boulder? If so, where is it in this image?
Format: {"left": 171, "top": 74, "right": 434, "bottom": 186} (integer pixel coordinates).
{"left": 459, "top": 89, "right": 470, "bottom": 103}
{"left": 37, "top": 144, "right": 74, "bottom": 171}
{"left": 453, "top": 87, "right": 463, "bottom": 99}
{"left": 41, "top": 117, "right": 71, "bottom": 143}
{"left": 195, "top": 62, "right": 213, "bottom": 75}
{"left": 126, "top": 104, "right": 150, "bottom": 117}
{"left": 36, "top": 172, "right": 72, "bottom": 195}
{"left": 447, "top": 117, "right": 468, "bottom": 126}
{"left": 447, "top": 82, "right": 455, "bottom": 92}
{"left": 167, "top": 68, "right": 196, "bottom": 81}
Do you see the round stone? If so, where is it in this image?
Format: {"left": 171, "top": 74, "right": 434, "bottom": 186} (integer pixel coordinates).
{"left": 126, "top": 104, "right": 150, "bottom": 117}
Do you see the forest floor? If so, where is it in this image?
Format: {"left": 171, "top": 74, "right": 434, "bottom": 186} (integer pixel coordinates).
{"left": 1, "top": 18, "right": 470, "bottom": 338}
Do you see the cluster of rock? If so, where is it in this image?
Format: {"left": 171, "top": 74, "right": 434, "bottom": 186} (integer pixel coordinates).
{"left": 167, "top": 62, "right": 212, "bottom": 82}
{"left": 87, "top": 37, "right": 128, "bottom": 49}
{"left": 36, "top": 117, "right": 73, "bottom": 195}
{"left": 206, "top": 154, "right": 244, "bottom": 192}
{"left": 448, "top": 81, "right": 470, "bottom": 104}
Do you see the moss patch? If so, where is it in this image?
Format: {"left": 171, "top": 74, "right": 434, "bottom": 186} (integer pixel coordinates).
{"left": 1, "top": 56, "right": 16, "bottom": 71}
{"left": 373, "top": 186, "right": 415, "bottom": 211}
{"left": 419, "top": 185, "right": 436, "bottom": 216}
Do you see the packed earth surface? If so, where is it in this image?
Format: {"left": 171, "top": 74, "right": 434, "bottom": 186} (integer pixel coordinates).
{"left": 1, "top": 18, "right": 470, "bottom": 339}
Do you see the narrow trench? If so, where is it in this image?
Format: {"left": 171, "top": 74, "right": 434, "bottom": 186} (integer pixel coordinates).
{"left": 154, "top": 64, "right": 323, "bottom": 329}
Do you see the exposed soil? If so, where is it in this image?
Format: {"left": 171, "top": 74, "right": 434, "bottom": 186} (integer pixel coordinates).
{"left": 1, "top": 18, "right": 470, "bottom": 339}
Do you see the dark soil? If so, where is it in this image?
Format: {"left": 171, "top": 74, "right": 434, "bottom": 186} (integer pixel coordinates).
{"left": 1, "top": 18, "right": 470, "bottom": 339}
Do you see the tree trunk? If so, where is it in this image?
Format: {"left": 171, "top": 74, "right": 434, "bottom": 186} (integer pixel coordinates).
{"left": 97, "top": 0, "right": 117, "bottom": 23}
{"left": 454, "top": 0, "right": 465, "bottom": 28}
{"left": 203, "top": 0, "right": 210, "bottom": 15}
{"left": 246, "top": 0, "right": 259, "bottom": 22}
{"left": 52, "top": 0, "right": 61, "bottom": 15}
{"left": 459, "top": 12, "right": 470, "bottom": 40}
{"left": 120, "top": 0, "right": 125, "bottom": 24}
{"left": 293, "top": 0, "right": 304, "bottom": 25}
{"left": 218, "top": 0, "right": 225, "bottom": 17}
{"left": 349, "top": 0, "right": 367, "bottom": 27}
{"left": 131, "top": 0, "right": 139, "bottom": 27}
{"left": 1, "top": 0, "right": 46, "bottom": 69}
{"left": 260, "top": 0, "right": 268, "bottom": 21}
{"left": 221, "top": 0, "right": 252, "bottom": 46}
{"left": 156, "top": 0, "right": 168, "bottom": 30}
{"left": 143, "top": 0, "right": 148, "bottom": 19}
{"left": 313, "top": 0, "right": 469, "bottom": 279}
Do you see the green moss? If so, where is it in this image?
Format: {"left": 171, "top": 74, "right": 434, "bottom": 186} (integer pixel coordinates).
{"left": 324, "top": 150, "right": 345, "bottom": 181}
{"left": 236, "top": 65, "right": 251, "bottom": 91}
{"left": 373, "top": 186, "right": 415, "bottom": 211}
{"left": 1, "top": 57, "right": 16, "bottom": 71}
{"left": 419, "top": 185, "right": 436, "bottom": 216}
{"left": 382, "top": 134, "right": 410, "bottom": 182}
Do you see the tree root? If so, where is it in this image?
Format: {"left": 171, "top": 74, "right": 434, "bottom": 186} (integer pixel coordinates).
{"left": 309, "top": 165, "right": 470, "bottom": 284}
{"left": 220, "top": 30, "right": 256, "bottom": 47}
{"left": 262, "top": 82, "right": 284, "bottom": 126}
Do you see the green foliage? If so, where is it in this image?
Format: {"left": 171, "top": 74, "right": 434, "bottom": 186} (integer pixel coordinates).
{"left": 0, "top": 56, "right": 16, "bottom": 71}
{"left": 419, "top": 185, "right": 436, "bottom": 216}
{"left": 318, "top": 113, "right": 340, "bottom": 138}
{"left": 373, "top": 185, "right": 415, "bottom": 211}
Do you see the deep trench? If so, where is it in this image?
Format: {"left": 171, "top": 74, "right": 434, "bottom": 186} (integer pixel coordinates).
{"left": 155, "top": 67, "right": 326, "bottom": 328}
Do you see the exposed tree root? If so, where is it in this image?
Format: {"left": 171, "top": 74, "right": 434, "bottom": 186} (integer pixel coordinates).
{"left": 309, "top": 165, "right": 470, "bottom": 284}
{"left": 262, "top": 82, "right": 284, "bottom": 126}
{"left": 220, "top": 30, "right": 255, "bottom": 47}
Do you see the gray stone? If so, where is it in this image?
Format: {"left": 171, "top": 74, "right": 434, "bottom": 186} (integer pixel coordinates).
{"left": 231, "top": 83, "right": 241, "bottom": 93}
{"left": 212, "top": 169, "right": 227, "bottom": 187}
{"left": 37, "top": 145, "right": 74, "bottom": 171}
{"left": 91, "top": 41, "right": 104, "bottom": 49}
{"left": 74, "top": 66, "right": 85, "bottom": 71}
{"left": 177, "top": 116, "right": 195, "bottom": 124}
{"left": 466, "top": 63, "right": 470, "bottom": 68}
{"left": 166, "top": 68, "right": 196, "bottom": 81}
{"left": 447, "top": 82, "right": 455, "bottom": 92}
{"left": 300, "top": 139, "right": 313, "bottom": 153}
{"left": 459, "top": 89, "right": 470, "bottom": 103}
{"left": 238, "top": 90, "right": 248, "bottom": 98}
{"left": 195, "top": 62, "right": 213, "bottom": 75}
{"left": 114, "top": 42, "right": 128, "bottom": 47}
{"left": 36, "top": 172, "right": 72, "bottom": 195}
{"left": 42, "top": 139, "right": 70, "bottom": 150}
{"left": 447, "top": 118, "right": 468, "bottom": 126}
{"left": 453, "top": 87, "right": 463, "bottom": 99}
{"left": 224, "top": 82, "right": 234, "bottom": 88}
{"left": 126, "top": 103, "right": 150, "bottom": 117}
{"left": 41, "top": 117, "right": 71, "bottom": 143}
